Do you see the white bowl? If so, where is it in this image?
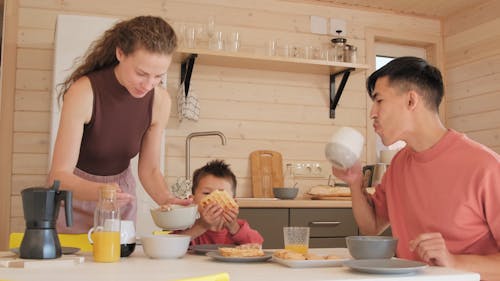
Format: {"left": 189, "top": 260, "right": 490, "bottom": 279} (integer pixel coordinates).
{"left": 150, "top": 204, "right": 198, "bottom": 230}
{"left": 141, "top": 234, "right": 191, "bottom": 259}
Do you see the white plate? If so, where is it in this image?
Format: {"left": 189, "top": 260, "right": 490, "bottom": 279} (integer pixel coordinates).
{"left": 273, "top": 256, "right": 348, "bottom": 268}
{"left": 343, "top": 259, "right": 428, "bottom": 274}
{"left": 206, "top": 251, "right": 273, "bottom": 262}
{"left": 190, "top": 244, "right": 236, "bottom": 255}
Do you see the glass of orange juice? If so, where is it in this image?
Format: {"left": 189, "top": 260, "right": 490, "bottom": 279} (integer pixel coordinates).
{"left": 283, "top": 226, "right": 310, "bottom": 254}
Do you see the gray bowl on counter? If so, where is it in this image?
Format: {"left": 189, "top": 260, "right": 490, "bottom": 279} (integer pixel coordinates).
{"left": 272, "top": 187, "right": 299, "bottom": 200}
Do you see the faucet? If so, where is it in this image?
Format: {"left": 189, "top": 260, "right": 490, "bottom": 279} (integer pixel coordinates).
{"left": 185, "top": 131, "right": 227, "bottom": 179}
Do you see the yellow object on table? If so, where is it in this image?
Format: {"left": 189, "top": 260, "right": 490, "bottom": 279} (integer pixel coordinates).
{"left": 152, "top": 230, "right": 172, "bottom": 235}
{"left": 9, "top": 232, "right": 93, "bottom": 252}
{"left": 173, "top": 272, "right": 230, "bottom": 281}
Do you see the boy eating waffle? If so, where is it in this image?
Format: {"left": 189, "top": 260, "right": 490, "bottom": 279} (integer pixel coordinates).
{"left": 175, "top": 160, "right": 263, "bottom": 246}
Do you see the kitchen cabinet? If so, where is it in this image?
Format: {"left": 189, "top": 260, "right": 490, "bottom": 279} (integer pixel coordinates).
{"left": 240, "top": 208, "right": 358, "bottom": 249}
{"left": 238, "top": 208, "right": 288, "bottom": 248}
{"left": 174, "top": 47, "right": 369, "bottom": 118}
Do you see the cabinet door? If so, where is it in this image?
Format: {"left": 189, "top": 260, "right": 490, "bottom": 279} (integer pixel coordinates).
{"left": 239, "top": 208, "right": 288, "bottom": 249}
{"left": 310, "top": 238, "right": 347, "bottom": 248}
{"left": 290, "top": 208, "right": 358, "bottom": 240}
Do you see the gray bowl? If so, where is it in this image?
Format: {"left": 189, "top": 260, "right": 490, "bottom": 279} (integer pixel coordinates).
{"left": 346, "top": 236, "right": 398, "bottom": 259}
{"left": 272, "top": 187, "right": 299, "bottom": 200}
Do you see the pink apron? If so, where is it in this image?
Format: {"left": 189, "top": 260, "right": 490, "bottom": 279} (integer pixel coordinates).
{"left": 56, "top": 166, "right": 137, "bottom": 234}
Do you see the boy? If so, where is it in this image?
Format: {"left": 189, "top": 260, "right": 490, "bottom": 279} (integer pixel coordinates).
{"left": 176, "top": 160, "right": 264, "bottom": 245}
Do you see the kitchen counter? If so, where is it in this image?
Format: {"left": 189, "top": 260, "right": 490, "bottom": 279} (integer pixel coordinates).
{"left": 236, "top": 198, "right": 352, "bottom": 208}
{"left": 0, "top": 248, "right": 479, "bottom": 281}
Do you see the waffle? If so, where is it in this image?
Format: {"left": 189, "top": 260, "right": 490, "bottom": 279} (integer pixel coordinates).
{"left": 273, "top": 249, "right": 342, "bottom": 260}
{"left": 200, "top": 190, "right": 238, "bottom": 210}
{"left": 219, "top": 244, "right": 264, "bottom": 257}
{"left": 307, "top": 186, "right": 351, "bottom": 197}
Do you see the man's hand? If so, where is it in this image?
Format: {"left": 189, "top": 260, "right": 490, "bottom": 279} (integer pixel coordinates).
{"left": 331, "top": 161, "right": 363, "bottom": 190}
{"left": 223, "top": 207, "right": 240, "bottom": 235}
{"left": 410, "top": 232, "right": 456, "bottom": 267}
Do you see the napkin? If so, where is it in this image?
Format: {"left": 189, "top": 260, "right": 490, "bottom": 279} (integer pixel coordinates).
{"left": 173, "top": 272, "right": 229, "bottom": 281}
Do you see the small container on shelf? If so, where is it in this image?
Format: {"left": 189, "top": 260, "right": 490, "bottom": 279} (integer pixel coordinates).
{"left": 330, "top": 31, "right": 347, "bottom": 62}
{"left": 344, "top": 44, "right": 357, "bottom": 63}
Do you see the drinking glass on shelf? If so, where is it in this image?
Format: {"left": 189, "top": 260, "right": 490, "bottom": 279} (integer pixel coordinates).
{"left": 266, "top": 39, "right": 277, "bottom": 56}
{"left": 185, "top": 26, "right": 196, "bottom": 49}
{"left": 209, "top": 31, "right": 224, "bottom": 51}
{"left": 226, "top": 31, "right": 240, "bottom": 52}
{"left": 207, "top": 16, "right": 215, "bottom": 39}
{"left": 304, "top": 46, "right": 313, "bottom": 59}
{"left": 174, "top": 22, "right": 187, "bottom": 48}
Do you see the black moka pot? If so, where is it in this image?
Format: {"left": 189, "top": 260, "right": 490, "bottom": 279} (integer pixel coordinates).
{"left": 19, "top": 180, "right": 72, "bottom": 259}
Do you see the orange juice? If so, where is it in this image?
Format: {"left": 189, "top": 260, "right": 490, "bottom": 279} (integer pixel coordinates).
{"left": 285, "top": 244, "right": 308, "bottom": 254}
{"left": 92, "top": 231, "right": 120, "bottom": 262}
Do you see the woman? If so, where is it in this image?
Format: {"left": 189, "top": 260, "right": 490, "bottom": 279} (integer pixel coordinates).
{"left": 49, "top": 16, "right": 190, "bottom": 233}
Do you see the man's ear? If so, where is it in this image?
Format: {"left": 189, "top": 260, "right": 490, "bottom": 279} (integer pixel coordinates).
{"left": 407, "top": 90, "right": 419, "bottom": 111}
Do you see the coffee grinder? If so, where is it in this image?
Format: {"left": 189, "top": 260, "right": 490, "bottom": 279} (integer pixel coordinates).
{"left": 19, "top": 180, "right": 72, "bottom": 259}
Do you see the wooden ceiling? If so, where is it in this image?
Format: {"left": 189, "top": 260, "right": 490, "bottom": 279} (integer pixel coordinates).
{"left": 284, "top": 0, "right": 491, "bottom": 19}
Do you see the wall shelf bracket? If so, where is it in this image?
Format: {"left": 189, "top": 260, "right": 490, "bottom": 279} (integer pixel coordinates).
{"left": 329, "top": 68, "right": 354, "bottom": 119}
{"left": 180, "top": 53, "right": 198, "bottom": 95}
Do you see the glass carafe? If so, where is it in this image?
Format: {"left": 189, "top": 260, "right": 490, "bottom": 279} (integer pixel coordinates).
{"left": 90, "top": 185, "right": 121, "bottom": 262}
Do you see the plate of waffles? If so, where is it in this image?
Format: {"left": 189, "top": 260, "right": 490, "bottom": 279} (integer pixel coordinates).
{"left": 206, "top": 251, "right": 273, "bottom": 263}
{"left": 272, "top": 249, "right": 348, "bottom": 268}
{"left": 190, "top": 244, "right": 236, "bottom": 255}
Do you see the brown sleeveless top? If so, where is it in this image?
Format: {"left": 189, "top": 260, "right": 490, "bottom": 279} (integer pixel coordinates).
{"left": 76, "top": 67, "right": 154, "bottom": 176}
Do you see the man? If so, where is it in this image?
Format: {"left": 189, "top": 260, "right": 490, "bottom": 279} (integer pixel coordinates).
{"left": 333, "top": 57, "right": 500, "bottom": 280}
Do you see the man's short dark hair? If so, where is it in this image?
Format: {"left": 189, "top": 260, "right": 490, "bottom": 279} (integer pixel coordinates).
{"left": 192, "top": 159, "right": 237, "bottom": 196}
{"left": 366, "top": 56, "right": 444, "bottom": 112}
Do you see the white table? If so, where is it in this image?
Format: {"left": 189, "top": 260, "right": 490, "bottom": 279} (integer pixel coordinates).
{"left": 0, "top": 248, "right": 480, "bottom": 281}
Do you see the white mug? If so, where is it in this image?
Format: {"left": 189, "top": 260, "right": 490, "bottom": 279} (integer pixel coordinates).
{"left": 325, "top": 127, "right": 364, "bottom": 169}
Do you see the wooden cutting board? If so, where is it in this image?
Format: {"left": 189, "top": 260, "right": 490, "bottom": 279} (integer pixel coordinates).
{"left": 0, "top": 254, "right": 84, "bottom": 268}
{"left": 250, "top": 150, "right": 284, "bottom": 198}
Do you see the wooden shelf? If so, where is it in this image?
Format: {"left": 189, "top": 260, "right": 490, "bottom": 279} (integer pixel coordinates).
{"left": 174, "top": 47, "right": 369, "bottom": 75}
{"left": 174, "top": 47, "right": 370, "bottom": 119}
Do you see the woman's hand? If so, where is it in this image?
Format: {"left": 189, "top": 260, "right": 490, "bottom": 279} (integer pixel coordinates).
{"left": 169, "top": 197, "right": 193, "bottom": 206}
{"left": 110, "top": 182, "right": 134, "bottom": 208}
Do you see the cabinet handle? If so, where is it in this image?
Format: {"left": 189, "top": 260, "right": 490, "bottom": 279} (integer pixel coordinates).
{"left": 309, "top": 221, "right": 341, "bottom": 226}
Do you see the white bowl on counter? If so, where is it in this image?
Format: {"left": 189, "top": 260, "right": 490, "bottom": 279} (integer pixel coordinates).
{"left": 141, "top": 234, "right": 191, "bottom": 259}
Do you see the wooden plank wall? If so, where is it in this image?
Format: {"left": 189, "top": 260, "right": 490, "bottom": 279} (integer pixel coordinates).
{"left": 443, "top": 0, "right": 500, "bottom": 154}
{"left": 1, "top": 0, "right": 441, "bottom": 243}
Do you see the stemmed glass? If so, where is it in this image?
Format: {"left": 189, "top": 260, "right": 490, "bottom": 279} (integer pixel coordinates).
{"left": 207, "top": 16, "right": 215, "bottom": 39}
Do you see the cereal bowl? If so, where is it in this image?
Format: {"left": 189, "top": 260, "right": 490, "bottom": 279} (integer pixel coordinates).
{"left": 150, "top": 204, "right": 198, "bottom": 230}
{"left": 346, "top": 236, "right": 398, "bottom": 259}
{"left": 141, "top": 234, "right": 191, "bottom": 259}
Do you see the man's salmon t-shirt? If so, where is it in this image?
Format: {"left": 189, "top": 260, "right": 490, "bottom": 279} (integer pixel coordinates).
{"left": 371, "top": 129, "right": 500, "bottom": 260}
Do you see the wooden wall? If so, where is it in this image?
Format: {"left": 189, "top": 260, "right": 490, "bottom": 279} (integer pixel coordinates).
{"left": 0, "top": 0, "right": 442, "bottom": 247}
{"left": 443, "top": 0, "right": 500, "bottom": 154}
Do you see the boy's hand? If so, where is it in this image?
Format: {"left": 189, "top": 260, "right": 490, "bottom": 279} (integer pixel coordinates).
{"left": 223, "top": 206, "right": 240, "bottom": 235}
{"left": 199, "top": 202, "right": 224, "bottom": 229}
